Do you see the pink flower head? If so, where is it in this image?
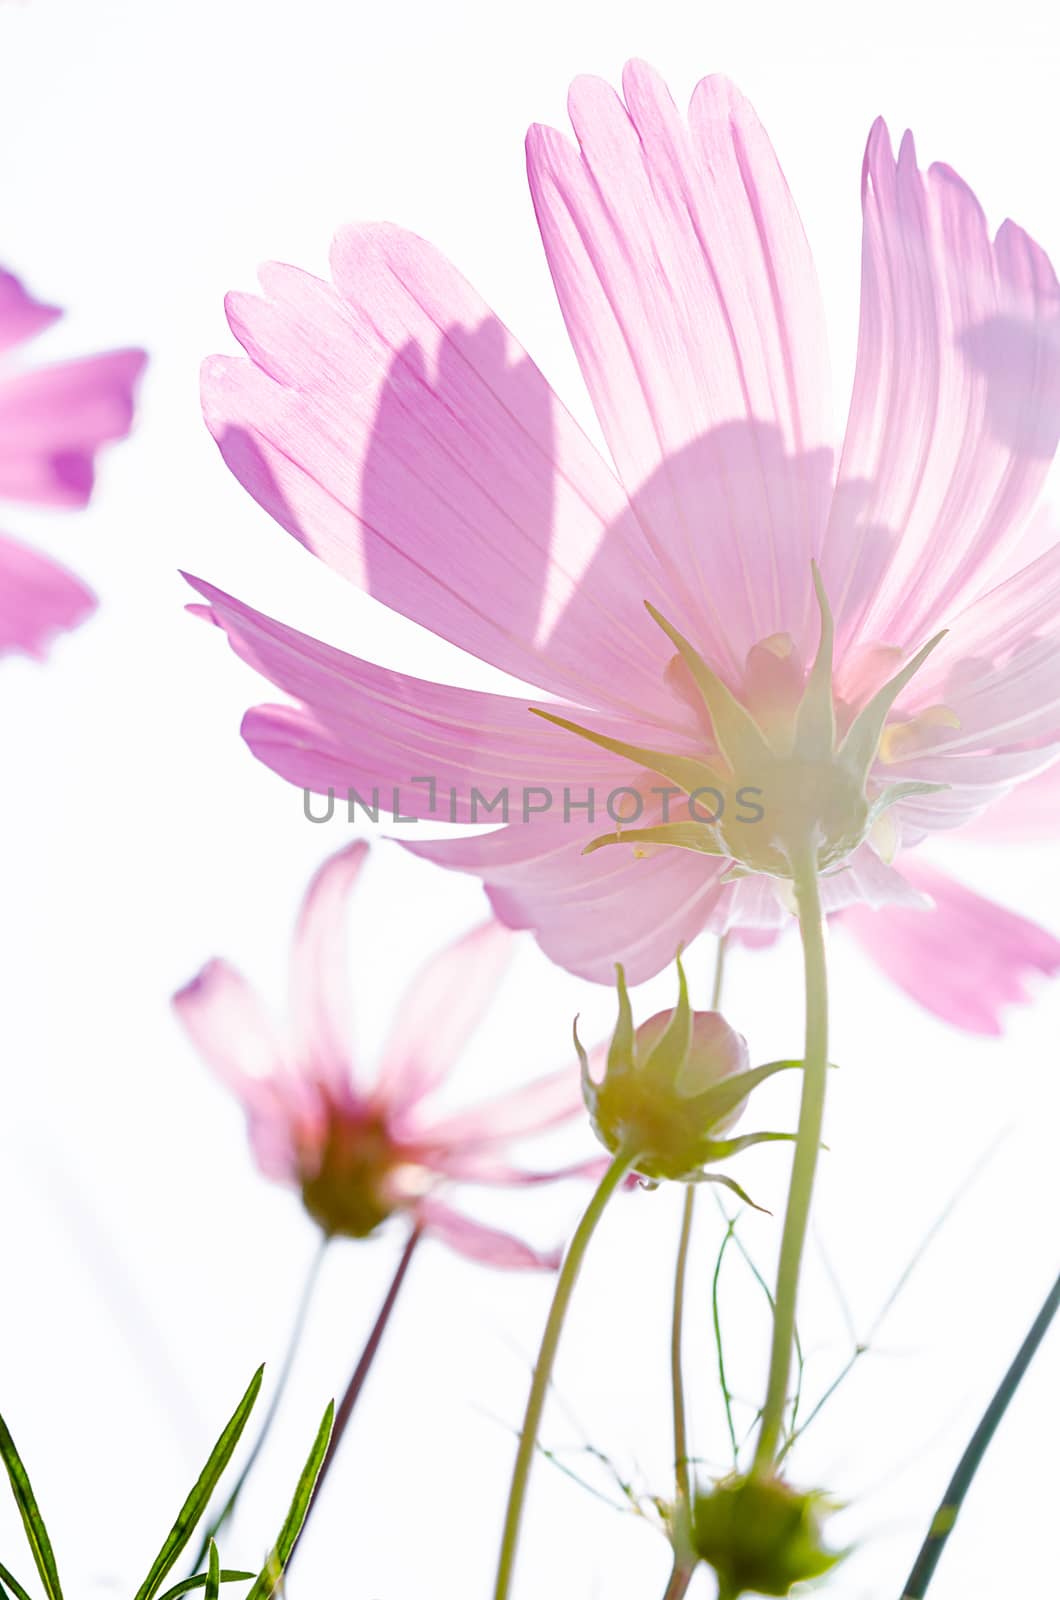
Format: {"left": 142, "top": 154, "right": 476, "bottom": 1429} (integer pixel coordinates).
{"left": 0, "top": 266, "right": 146, "bottom": 661}
{"left": 193, "top": 63, "right": 1060, "bottom": 984}
{"left": 172, "top": 841, "right": 588, "bottom": 1269}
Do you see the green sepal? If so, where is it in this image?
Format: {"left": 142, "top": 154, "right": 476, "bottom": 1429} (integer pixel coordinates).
{"left": 528, "top": 706, "right": 721, "bottom": 796}
{"left": 156, "top": 1573, "right": 255, "bottom": 1600}
{"left": 695, "top": 1131, "right": 797, "bottom": 1163}
{"left": 0, "top": 1409, "right": 64, "bottom": 1600}
{"left": 133, "top": 1366, "right": 264, "bottom": 1600}
{"left": 644, "top": 602, "right": 773, "bottom": 771}
{"left": 868, "top": 779, "right": 949, "bottom": 821}
{"left": 244, "top": 1400, "right": 335, "bottom": 1600}
{"left": 839, "top": 630, "right": 947, "bottom": 780}
{"left": 682, "top": 1059, "right": 800, "bottom": 1125}
{"left": 792, "top": 564, "right": 836, "bottom": 760}
{"left": 583, "top": 821, "right": 728, "bottom": 858}
{"left": 606, "top": 964, "right": 635, "bottom": 1078}
{"left": 640, "top": 951, "right": 692, "bottom": 1088}
{"left": 689, "top": 1171, "right": 771, "bottom": 1214}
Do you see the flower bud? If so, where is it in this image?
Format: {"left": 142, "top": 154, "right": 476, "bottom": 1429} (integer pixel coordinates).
{"left": 575, "top": 956, "right": 796, "bottom": 1184}
{"left": 692, "top": 1474, "right": 842, "bottom": 1599}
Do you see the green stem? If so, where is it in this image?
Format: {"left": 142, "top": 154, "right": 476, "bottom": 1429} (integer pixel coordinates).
{"left": 188, "top": 1238, "right": 328, "bottom": 1574}
{"left": 661, "top": 1556, "right": 695, "bottom": 1600}
{"left": 671, "top": 1185, "right": 696, "bottom": 1515}
{"left": 900, "top": 1268, "right": 1060, "bottom": 1598}
{"left": 493, "top": 1147, "right": 637, "bottom": 1600}
{"left": 752, "top": 852, "right": 829, "bottom": 1476}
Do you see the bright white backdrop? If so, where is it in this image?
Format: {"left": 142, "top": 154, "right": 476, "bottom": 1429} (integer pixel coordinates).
{"left": 0, "top": 1, "right": 1058, "bottom": 1596}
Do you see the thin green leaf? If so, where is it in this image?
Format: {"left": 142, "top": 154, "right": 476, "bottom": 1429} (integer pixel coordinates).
{"left": 204, "top": 1543, "right": 220, "bottom": 1600}
{"left": 245, "top": 1401, "right": 335, "bottom": 1600}
{"left": 0, "top": 1560, "right": 34, "bottom": 1600}
{"left": 155, "top": 1572, "right": 254, "bottom": 1600}
{"left": 0, "top": 1411, "right": 64, "bottom": 1600}
{"left": 133, "top": 1367, "right": 264, "bottom": 1600}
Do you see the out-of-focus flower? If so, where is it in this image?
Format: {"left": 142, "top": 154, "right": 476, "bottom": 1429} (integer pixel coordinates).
{"left": 691, "top": 1474, "right": 841, "bottom": 1599}
{"left": 192, "top": 62, "right": 1060, "bottom": 985}
{"left": 173, "top": 841, "right": 589, "bottom": 1268}
{"left": 0, "top": 267, "right": 145, "bottom": 661}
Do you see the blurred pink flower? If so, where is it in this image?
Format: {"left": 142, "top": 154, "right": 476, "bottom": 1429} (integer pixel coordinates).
{"left": 173, "top": 841, "right": 588, "bottom": 1269}
{"left": 192, "top": 62, "right": 1060, "bottom": 993}
{"left": 0, "top": 267, "right": 145, "bottom": 660}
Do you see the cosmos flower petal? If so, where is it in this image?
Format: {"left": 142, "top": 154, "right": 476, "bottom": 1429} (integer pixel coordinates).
{"left": 527, "top": 61, "right": 834, "bottom": 671}
{"left": 960, "top": 755, "right": 1060, "bottom": 841}
{"left": 172, "top": 958, "right": 285, "bottom": 1096}
{"left": 842, "top": 858, "right": 1060, "bottom": 1032}
{"left": 410, "top": 1062, "right": 584, "bottom": 1148}
{"left": 288, "top": 840, "right": 368, "bottom": 1088}
{"left": 186, "top": 575, "right": 670, "bottom": 813}
{"left": 0, "top": 349, "right": 147, "bottom": 508}
{"left": 0, "top": 268, "right": 61, "bottom": 352}
{"left": 0, "top": 532, "right": 96, "bottom": 659}
{"left": 416, "top": 1199, "right": 562, "bottom": 1270}
{"left": 202, "top": 230, "right": 676, "bottom": 716}
{"left": 824, "top": 121, "right": 1060, "bottom": 651}
{"left": 375, "top": 921, "right": 517, "bottom": 1112}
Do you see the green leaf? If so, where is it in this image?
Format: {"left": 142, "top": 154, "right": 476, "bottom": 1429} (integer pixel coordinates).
{"left": 204, "top": 1543, "right": 220, "bottom": 1600}
{"left": 0, "top": 1409, "right": 64, "bottom": 1600}
{"left": 155, "top": 1572, "right": 254, "bottom": 1600}
{"left": 133, "top": 1367, "right": 264, "bottom": 1600}
{"left": 0, "top": 1560, "right": 35, "bottom": 1600}
{"left": 245, "top": 1401, "right": 335, "bottom": 1600}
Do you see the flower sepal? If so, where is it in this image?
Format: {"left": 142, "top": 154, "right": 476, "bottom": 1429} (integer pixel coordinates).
{"left": 691, "top": 1472, "right": 843, "bottom": 1599}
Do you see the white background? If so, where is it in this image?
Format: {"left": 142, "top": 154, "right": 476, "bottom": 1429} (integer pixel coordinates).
{"left": 0, "top": 1, "right": 1058, "bottom": 1596}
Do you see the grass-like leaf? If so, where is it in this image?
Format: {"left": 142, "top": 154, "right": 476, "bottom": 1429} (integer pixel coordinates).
{"left": 155, "top": 1571, "right": 254, "bottom": 1600}
{"left": 0, "top": 1411, "right": 64, "bottom": 1600}
{"left": 204, "top": 1542, "right": 220, "bottom": 1600}
{"left": 245, "top": 1401, "right": 334, "bottom": 1600}
{"left": 133, "top": 1367, "right": 264, "bottom": 1600}
{"left": 0, "top": 1559, "right": 35, "bottom": 1600}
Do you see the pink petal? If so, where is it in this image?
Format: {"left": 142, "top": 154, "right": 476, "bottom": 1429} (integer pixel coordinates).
{"left": 288, "top": 841, "right": 368, "bottom": 1087}
{"left": 961, "top": 757, "right": 1060, "bottom": 842}
{"left": 172, "top": 958, "right": 285, "bottom": 1093}
{"left": 417, "top": 1199, "right": 562, "bottom": 1270}
{"left": 203, "top": 231, "right": 677, "bottom": 718}
{"left": 0, "top": 531, "right": 96, "bottom": 659}
{"left": 408, "top": 817, "right": 727, "bottom": 984}
{"left": 527, "top": 62, "right": 833, "bottom": 674}
{"left": 411, "top": 1062, "right": 584, "bottom": 1149}
{"left": 0, "top": 349, "right": 147, "bottom": 508}
{"left": 842, "top": 858, "right": 1060, "bottom": 1033}
{"left": 823, "top": 122, "right": 1060, "bottom": 653}
{"left": 186, "top": 575, "right": 675, "bottom": 815}
{"left": 0, "top": 268, "right": 61, "bottom": 352}
{"left": 374, "top": 921, "right": 515, "bottom": 1111}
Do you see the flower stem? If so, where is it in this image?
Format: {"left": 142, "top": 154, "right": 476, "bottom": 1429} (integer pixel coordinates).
{"left": 188, "top": 1237, "right": 328, "bottom": 1574}
{"left": 661, "top": 1555, "right": 695, "bottom": 1599}
{"left": 288, "top": 1222, "right": 422, "bottom": 1569}
{"left": 899, "top": 1268, "right": 1060, "bottom": 1598}
{"left": 752, "top": 851, "right": 829, "bottom": 1475}
{"left": 493, "top": 1147, "right": 637, "bottom": 1600}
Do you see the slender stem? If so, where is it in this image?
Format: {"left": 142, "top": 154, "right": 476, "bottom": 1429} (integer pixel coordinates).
{"left": 493, "top": 1147, "right": 637, "bottom": 1600}
{"left": 899, "top": 1269, "right": 1060, "bottom": 1599}
{"left": 671, "top": 1185, "right": 696, "bottom": 1513}
{"left": 188, "top": 1238, "right": 328, "bottom": 1574}
{"left": 661, "top": 1556, "right": 695, "bottom": 1600}
{"left": 752, "top": 851, "right": 829, "bottom": 1476}
{"left": 288, "top": 1223, "right": 422, "bottom": 1568}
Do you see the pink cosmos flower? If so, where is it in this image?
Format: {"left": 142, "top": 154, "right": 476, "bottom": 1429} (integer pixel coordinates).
{"left": 191, "top": 63, "right": 1060, "bottom": 1012}
{"left": 173, "top": 841, "right": 589, "bottom": 1269}
{"left": 0, "top": 266, "right": 145, "bottom": 660}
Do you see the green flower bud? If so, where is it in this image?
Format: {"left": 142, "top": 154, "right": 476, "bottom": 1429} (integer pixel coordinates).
{"left": 692, "top": 1473, "right": 842, "bottom": 1599}
{"left": 575, "top": 956, "right": 797, "bottom": 1185}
